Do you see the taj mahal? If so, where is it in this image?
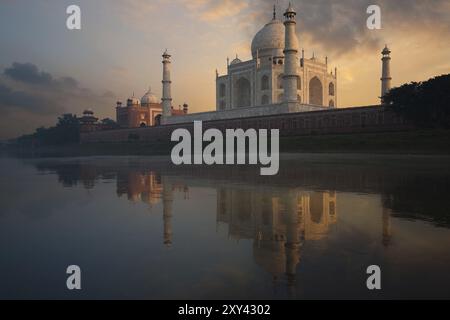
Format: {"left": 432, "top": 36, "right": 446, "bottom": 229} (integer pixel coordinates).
{"left": 215, "top": 5, "right": 337, "bottom": 111}
{"left": 112, "top": 3, "right": 392, "bottom": 130}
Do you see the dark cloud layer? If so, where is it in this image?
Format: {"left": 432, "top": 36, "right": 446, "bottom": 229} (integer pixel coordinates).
{"left": 4, "top": 62, "right": 80, "bottom": 90}
{"left": 0, "top": 83, "right": 59, "bottom": 115}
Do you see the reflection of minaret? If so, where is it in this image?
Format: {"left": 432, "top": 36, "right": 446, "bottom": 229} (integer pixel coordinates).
{"left": 284, "top": 192, "right": 301, "bottom": 295}
{"left": 162, "top": 177, "right": 174, "bottom": 247}
{"left": 216, "top": 188, "right": 338, "bottom": 297}
{"left": 382, "top": 208, "right": 392, "bottom": 247}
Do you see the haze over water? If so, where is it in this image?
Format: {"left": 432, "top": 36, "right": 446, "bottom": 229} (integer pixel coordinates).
{"left": 1, "top": 154, "right": 450, "bottom": 299}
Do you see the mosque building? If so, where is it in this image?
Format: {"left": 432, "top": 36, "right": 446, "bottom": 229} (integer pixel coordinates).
{"left": 115, "top": 87, "right": 188, "bottom": 128}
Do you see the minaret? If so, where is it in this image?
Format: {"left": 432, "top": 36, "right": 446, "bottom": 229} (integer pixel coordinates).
{"left": 283, "top": 3, "right": 300, "bottom": 103}
{"left": 161, "top": 50, "right": 172, "bottom": 124}
{"left": 381, "top": 45, "right": 392, "bottom": 99}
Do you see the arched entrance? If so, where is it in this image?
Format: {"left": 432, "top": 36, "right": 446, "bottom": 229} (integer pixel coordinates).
{"left": 235, "top": 77, "right": 251, "bottom": 108}
{"left": 309, "top": 76, "right": 323, "bottom": 106}
{"left": 154, "top": 114, "right": 162, "bottom": 126}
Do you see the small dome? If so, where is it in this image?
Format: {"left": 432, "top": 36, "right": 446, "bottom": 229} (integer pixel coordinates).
{"left": 382, "top": 45, "right": 391, "bottom": 55}
{"left": 285, "top": 3, "right": 296, "bottom": 15}
{"left": 83, "top": 109, "right": 94, "bottom": 115}
{"left": 230, "top": 56, "right": 242, "bottom": 65}
{"left": 127, "top": 95, "right": 140, "bottom": 106}
{"left": 141, "top": 87, "right": 159, "bottom": 104}
{"left": 251, "top": 19, "right": 286, "bottom": 59}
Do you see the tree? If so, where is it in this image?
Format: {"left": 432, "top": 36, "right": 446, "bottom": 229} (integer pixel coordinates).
{"left": 101, "top": 118, "right": 119, "bottom": 129}
{"left": 15, "top": 114, "right": 80, "bottom": 146}
{"left": 383, "top": 74, "right": 450, "bottom": 128}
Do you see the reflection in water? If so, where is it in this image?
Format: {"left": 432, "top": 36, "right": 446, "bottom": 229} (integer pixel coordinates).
{"left": 4, "top": 154, "right": 447, "bottom": 298}
{"left": 30, "top": 156, "right": 418, "bottom": 296}
{"left": 217, "top": 189, "right": 337, "bottom": 289}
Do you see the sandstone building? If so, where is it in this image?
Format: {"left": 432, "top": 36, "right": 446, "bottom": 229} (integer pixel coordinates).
{"left": 115, "top": 87, "right": 188, "bottom": 128}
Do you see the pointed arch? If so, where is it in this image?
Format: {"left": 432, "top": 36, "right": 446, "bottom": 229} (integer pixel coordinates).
{"left": 219, "top": 83, "right": 226, "bottom": 98}
{"left": 309, "top": 76, "right": 323, "bottom": 106}
{"left": 235, "top": 77, "right": 251, "bottom": 108}
{"left": 277, "top": 74, "right": 284, "bottom": 89}
{"left": 261, "top": 75, "right": 269, "bottom": 90}
{"left": 277, "top": 93, "right": 284, "bottom": 103}
{"left": 329, "top": 82, "right": 335, "bottom": 96}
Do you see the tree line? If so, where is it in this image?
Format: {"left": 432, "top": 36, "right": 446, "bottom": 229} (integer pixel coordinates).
{"left": 383, "top": 74, "right": 450, "bottom": 128}
{"left": 15, "top": 115, "right": 118, "bottom": 146}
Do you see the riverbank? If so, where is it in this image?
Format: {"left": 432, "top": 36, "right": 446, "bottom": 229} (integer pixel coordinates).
{"left": 4, "top": 129, "right": 450, "bottom": 157}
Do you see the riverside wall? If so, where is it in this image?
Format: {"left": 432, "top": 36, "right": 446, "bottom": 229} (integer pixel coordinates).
{"left": 81, "top": 105, "right": 412, "bottom": 144}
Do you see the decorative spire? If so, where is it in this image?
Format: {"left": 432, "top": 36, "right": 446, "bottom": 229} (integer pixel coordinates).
{"left": 273, "top": 4, "right": 276, "bottom": 20}
{"left": 284, "top": 2, "right": 296, "bottom": 18}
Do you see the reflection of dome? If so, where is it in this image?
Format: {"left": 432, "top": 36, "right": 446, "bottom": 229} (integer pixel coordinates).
{"left": 141, "top": 87, "right": 159, "bottom": 105}
{"left": 251, "top": 19, "right": 286, "bottom": 59}
{"left": 253, "top": 241, "right": 286, "bottom": 277}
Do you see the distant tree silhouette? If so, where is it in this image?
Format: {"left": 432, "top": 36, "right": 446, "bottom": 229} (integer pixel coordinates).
{"left": 101, "top": 118, "right": 119, "bottom": 129}
{"left": 383, "top": 74, "right": 450, "bottom": 128}
{"left": 16, "top": 113, "right": 80, "bottom": 146}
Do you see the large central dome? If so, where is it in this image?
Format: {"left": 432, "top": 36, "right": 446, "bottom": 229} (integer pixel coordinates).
{"left": 251, "top": 19, "right": 285, "bottom": 59}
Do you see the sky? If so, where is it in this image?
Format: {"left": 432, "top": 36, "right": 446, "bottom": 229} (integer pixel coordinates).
{"left": 0, "top": 0, "right": 449, "bottom": 139}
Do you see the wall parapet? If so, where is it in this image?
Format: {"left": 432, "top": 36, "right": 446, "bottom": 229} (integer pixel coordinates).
{"left": 81, "top": 105, "right": 412, "bottom": 144}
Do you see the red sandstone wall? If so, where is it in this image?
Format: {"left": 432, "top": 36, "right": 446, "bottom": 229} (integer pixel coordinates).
{"left": 81, "top": 106, "right": 412, "bottom": 144}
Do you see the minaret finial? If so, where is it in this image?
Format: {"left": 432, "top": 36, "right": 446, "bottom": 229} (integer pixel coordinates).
{"left": 273, "top": 4, "right": 276, "bottom": 20}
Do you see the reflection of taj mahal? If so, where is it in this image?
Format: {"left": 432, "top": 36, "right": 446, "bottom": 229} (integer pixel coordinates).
{"left": 116, "top": 170, "right": 340, "bottom": 286}
{"left": 116, "top": 172, "right": 393, "bottom": 289}
{"left": 217, "top": 188, "right": 337, "bottom": 285}
{"left": 33, "top": 159, "right": 397, "bottom": 294}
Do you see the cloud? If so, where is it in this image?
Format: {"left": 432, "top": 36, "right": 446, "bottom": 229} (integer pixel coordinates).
{"left": 182, "top": 0, "right": 249, "bottom": 21}
{"left": 4, "top": 62, "right": 80, "bottom": 90}
{"left": 0, "top": 82, "right": 59, "bottom": 115}
{"left": 4, "top": 62, "right": 53, "bottom": 86}
{"left": 0, "top": 62, "right": 116, "bottom": 137}
{"left": 177, "top": 0, "right": 450, "bottom": 57}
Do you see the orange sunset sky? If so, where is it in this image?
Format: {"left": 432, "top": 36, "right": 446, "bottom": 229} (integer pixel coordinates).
{"left": 0, "top": 0, "right": 449, "bottom": 139}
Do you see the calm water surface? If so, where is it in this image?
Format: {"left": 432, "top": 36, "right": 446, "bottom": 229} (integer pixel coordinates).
{"left": 1, "top": 154, "right": 450, "bottom": 299}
